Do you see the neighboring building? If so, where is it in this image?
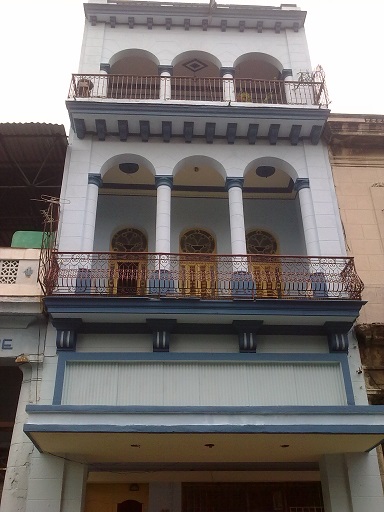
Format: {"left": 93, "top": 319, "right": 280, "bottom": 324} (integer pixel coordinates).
{"left": 3, "top": 3, "right": 384, "bottom": 512}
{"left": 0, "top": 123, "right": 66, "bottom": 506}
{"left": 324, "top": 113, "right": 384, "bottom": 484}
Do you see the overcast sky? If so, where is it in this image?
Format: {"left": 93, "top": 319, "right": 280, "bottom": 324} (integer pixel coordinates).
{"left": 1, "top": 0, "right": 383, "bottom": 132}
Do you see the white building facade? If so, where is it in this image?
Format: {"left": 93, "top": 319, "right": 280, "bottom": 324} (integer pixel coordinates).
{"left": 3, "top": 2, "right": 384, "bottom": 512}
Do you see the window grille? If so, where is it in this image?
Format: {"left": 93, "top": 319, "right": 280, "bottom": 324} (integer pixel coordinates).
{"left": 0, "top": 260, "right": 19, "bottom": 284}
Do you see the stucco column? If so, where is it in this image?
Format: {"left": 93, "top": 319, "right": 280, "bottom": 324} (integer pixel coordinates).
{"left": 295, "top": 178, "right": 320, "bottom": 255}
{"left": 99, "top": 63, "right": 110, "bottom": 98}
{"left": 280, "top": 68, "right": 293, "bottom": 104}
{"left": 1, "top": 365, "right": 34, "bottom": 512}
{"left": 320, "top": 453, "right": 384, "bottom": 512}
{"left": 220, "top": 67, "right": 236, "bottom": 103}
{"left": 61, "top": 461, "right": 87, "bottom": 512}
{"left": 158, "top": 65, "right": 173, "bottom": 100}
{"left": 82, "top": 173, "right": 102, "bottom": 252}
{"left": 226, "top": 177, "right": 247, "bottom": 255}
{"left": 155, "top": 176, "right": 173, "bottom": 254}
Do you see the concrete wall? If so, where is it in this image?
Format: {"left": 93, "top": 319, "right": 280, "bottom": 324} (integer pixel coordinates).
{"left": 59, "top": 138, "right": 341, "bottom": 256}
{"left": 94, "top": 194, "right": 305, "bottom": 255}
{"left": 79, "top": 18, "right": 311, "bottom": 78}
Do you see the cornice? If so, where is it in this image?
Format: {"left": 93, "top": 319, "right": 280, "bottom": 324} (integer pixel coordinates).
{"left": 66, "top": 100, "right": 329, "bottom": 122}
{"left": 324, "top": 116, "right": 384, "bottom": 150}
{"left": 84, "top": 2, "right": 306, "bottom": 31}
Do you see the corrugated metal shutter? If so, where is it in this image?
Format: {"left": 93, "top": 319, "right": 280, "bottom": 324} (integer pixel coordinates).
{"left": 62, "top": 361, "right": 346, "bottom": 406}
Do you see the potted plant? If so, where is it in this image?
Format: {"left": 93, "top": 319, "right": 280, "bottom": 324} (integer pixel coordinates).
{"left": 236, "top": 91, "right": 252, "bottom": 102}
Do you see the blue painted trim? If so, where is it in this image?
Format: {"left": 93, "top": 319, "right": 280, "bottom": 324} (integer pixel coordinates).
{"left": 294, "top": 178, "right": 310, "bottom": 191}
{"left": 340, "top": 354, "right": 355, "bottom": 405}
{"left": 26, "top": 404, "right": 384, "bottom": 415}
{"left": 53, "top": 354, "right": 67, "bottom": 405}
{"left": 66, "top": 101, "right": 330, "bottom": 123}
{"left": 55, "top": 351, "right": 346, "bottom": 363}
{"left": 155, "top": 175, "right": 173, "bottom": 188}
{"left": 88, "top": 173, "right": 103, "bottom": 187}
{"left": 51, "top": 352, "right": 353, "bottom": 405}
{"left": 44, "top": 296, "right": 365, "bottom": 319}
{"left": 23, "top": 422, "right": 384, "bottom": 436}
{"left": 225, "top": 177, "right": 244, "bottom": 191}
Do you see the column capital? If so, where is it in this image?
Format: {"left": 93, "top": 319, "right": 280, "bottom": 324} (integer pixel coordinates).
{"left": 158, "top": 65, "right": 173, "bottom": 76}
{"left": 100, "top": 63, "right": 111, "bottom": 73}
{"left": 294, "top": 177, "right": 310, "bottom": 191}
{"left": 225, "top": 177, "right": 244, "bottom": 191}
{"left": 280, "top": 68, "right": 293, "bottom": 80}
{"left": 155, "top": 175, "right": 173, "bottom": 188}
{"left": 220, "top": 67, "right": 235, "bottom": 77}
{"left": 88, "top": 173, "right": 103, "bottom": 187}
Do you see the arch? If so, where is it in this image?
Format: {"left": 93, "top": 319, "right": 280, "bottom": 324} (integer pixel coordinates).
{"left": 234, "top": 52, "right": 284, "bottom": 79}
{"left": 172, "top": 50, "right": 222, "bottom": 77}
{"left": 111, "top": 227, "right": 147, "bottom": 252}
{"left": 117, "top": 500, "right": 142, "bottom": 512}
{"left": 180, "top": 228, "right": 216, "bottom": 254}
{"left": 243, "top": 157, "right": 298, "bottom": 182}
{"left": 173, "top": 155, "right": 226, "bottom": 182}
{"left": 109, "top": 49, "right": 160, "bottom": 71}
{"left": 246, "top": 229, "right": 278, "bottom": 255}
{"left": 99, "top": 154, "right": 156, "bottom": 179}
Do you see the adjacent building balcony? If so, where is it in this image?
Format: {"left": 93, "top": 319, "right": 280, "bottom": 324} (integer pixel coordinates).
{"left": 0, "top": 248, "right": 42, "bottom": 298}
{"left": 42, "top": 251, "right": 363, "bottom": 301}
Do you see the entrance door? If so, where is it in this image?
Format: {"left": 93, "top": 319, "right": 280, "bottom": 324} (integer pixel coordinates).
{"left": 180, "top": 229, "right": 217, "bottom": 298}
{"left": 117, "top": 500, "right": 142, "bottom": 512}
{"left": 246, "top": 230, "right": 281, "bottom": 298}
{"left": 111, "top": 228, "right": 147, "bottom": 296}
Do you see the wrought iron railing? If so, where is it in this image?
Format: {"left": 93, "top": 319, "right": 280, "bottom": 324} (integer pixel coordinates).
{"left": 43, "top": 252, "right": 363, "bottom": 300}
{"left": 68, "top": 74, "right": 329, "bottom": 107}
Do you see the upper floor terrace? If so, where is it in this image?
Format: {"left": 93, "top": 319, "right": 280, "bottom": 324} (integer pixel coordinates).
{"left": 68, "top": 2, "right": 329, "bottom": 142}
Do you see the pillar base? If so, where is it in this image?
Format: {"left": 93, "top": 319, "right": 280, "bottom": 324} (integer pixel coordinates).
{"left": 231, "top": 271, "right": 255, "bottom": 297}
{"left": 149, "top": 269, "right": 175, "bottom": 296}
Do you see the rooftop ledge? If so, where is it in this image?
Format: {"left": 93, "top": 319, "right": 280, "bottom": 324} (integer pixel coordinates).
{"left": 85, "top": 2, "right": 306, "bottom": 29}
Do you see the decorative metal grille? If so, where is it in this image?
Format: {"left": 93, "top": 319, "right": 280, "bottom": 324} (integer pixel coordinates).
{"left": 246, "top": 230, "right": 278, "bottom": 254}
{"left": 44, "top": 252, "right": 364, "bottom": 300}
{"left": 68, "top": 74, "right": 329, "bottom": 107}
{"left": 0, "top": 260, "right": 19, "bottom": 284}
{"left": 180, "top": 229, "right": 215, "bottom": 253}
{"left": 112, "top": 228, "right": 147, "bottom": 252}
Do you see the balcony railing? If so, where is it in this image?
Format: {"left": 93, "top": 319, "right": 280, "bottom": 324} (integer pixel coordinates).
{"left": 68, "top": 74, "right": 329, "bottom": 107}
{"left": 43, "top": 252, "right": 363, "bottom": 300}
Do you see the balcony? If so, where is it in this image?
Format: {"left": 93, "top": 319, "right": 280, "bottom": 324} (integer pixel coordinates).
{"left": 66, "top": 74, "right": 329, "bottom": 143}
{"left": 42, "top": 252, "right": 363, "bottom": 300}
{"left": 68, "top": 74, "right": 328, "bottom": 107}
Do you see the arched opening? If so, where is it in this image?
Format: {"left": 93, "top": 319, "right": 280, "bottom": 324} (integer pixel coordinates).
{"left": 108, "top": 49, "right": 160, "bottom": 99}
{"left": 172, "top": 51, "right": 222, "bottom": 101}
{"left": 234, "top": 53, "right": 285, "bottom": 104}
{"left": 179, "top": 228, "right": 217, "bottom": 298}
{"left": 111, "top": 228, "right": 148, "bottom": 296}
{"left": 246, "top": 229, "right": 281, "bottom": 298}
